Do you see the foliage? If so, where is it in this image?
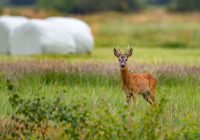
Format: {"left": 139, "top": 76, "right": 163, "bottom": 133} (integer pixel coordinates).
{"left": 2, "top": 91, "right": 200, "bottom": 139}
{"left": 4, "top": 0, "right": 200, "bottom": 13}
{"left": 37, "top": 0, "right": 144, "bottom": 13}
{"left": 37, "top": 0, "right": 77, "bottom": 13}
{"left": 9, "top": 0, "right": 36, "bottom": 5}
{"left": 170, "top": 0, "right": 200, "bottom": 11}
{"left": 2, "top": 94, "right": 88, "bottom": 139}
{"left": 145, "top": 0, "right": 171, "bottom": 5}
{"left": 2, "top": 85, "right": 158, "bottom": 140}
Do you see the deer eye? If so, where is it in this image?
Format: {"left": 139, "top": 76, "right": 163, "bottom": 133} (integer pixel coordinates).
{"left": 125, "top": 58, "right": 127, "bottom": 61}
{"left": 118, "top": 59, "right": 121, "bottom": 61}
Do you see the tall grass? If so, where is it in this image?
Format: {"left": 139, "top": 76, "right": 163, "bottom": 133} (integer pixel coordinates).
{"left": 0, "top": 61, "right": 199, "bottom": 120}
{"left": 0, "top": 67, "right": 199, "bottom": 139}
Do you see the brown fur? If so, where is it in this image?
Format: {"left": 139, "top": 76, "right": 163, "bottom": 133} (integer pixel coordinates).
{"left": 114, "top": 48, "right": 157, "bottom": 110}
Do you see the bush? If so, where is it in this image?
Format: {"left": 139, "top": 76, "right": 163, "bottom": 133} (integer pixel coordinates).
{"left": 170, "top": 0, "right": 200, "bottom": 11}
{"left": 1, "top": 92, "right": 200, "bottom": 139}
{"left": 6, "top": 94, "right": 89, "bottom": 139}
{"left": 37, "top": 0, "right": 144, "bottom": 13}
{"left": 5, "top": 92, "right": 167, "bottom": 139}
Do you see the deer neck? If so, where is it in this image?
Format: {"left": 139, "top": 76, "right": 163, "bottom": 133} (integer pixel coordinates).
{"left": 121, "top": 66, "right": 129, "bottom": 86}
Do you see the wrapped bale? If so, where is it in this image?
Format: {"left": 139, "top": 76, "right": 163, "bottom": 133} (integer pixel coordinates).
{"left": 47, "top": 17, "right": 94, "bottom": 54}
{"left": 0, "top": 16, "right": 28, "bottom": 54}
{"left": 10, "top": 19, "right": 76, "bottom": 55}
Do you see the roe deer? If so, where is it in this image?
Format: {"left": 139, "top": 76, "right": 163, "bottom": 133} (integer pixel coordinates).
{"left": 113, "top": 48, "right": 157, "bottom": 109}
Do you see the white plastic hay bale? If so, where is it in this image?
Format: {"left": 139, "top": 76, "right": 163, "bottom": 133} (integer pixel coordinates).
{"left": 10, "top": 19, "right": 76, "bottom": 55}
{"left": 47, "top": 17, "right": 94, "bottom": 54}
{"left": 0, "top": 16, "right": 28, "bottom": 54}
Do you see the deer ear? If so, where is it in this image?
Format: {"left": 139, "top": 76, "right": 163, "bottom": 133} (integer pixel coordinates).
{"left": 113, "top": 48, "right": 121, "bottom": 57}
{"left": 124, "top": 48, "right": 133, "bottom": 58}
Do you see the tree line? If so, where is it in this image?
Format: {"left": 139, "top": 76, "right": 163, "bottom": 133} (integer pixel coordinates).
{"left": 1, "top": 0, "right": 200, "bottom": 13}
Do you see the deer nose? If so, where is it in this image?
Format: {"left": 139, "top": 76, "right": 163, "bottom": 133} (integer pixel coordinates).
{"left": 121, "top": 64, "right": 125, "bottom": 68}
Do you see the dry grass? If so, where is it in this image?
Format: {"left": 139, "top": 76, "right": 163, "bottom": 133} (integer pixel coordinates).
{"left": 0, "top": 60, "right": 200, "bottom": 78}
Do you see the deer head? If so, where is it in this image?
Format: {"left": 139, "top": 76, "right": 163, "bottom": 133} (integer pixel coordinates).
{"left": 113, "top": 48, "right": 133, "bottom": 70}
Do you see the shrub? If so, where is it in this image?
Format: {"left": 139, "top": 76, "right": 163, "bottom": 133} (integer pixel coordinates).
{"left": 7, "top": 93, "right": 89, "bottom": 139}
{"left": 4, "top": 90, "right": 168, "bottom": 139}
{"left": 37, "top": 0, "right": 144, "bottom": 13}
{"left": 170, "top": 0, "right": 200, "bottom": 11}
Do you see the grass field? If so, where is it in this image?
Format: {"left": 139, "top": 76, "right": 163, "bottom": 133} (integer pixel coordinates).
{"left": 0, "top": 47, "right": 200, "bottom": 65}
{"left": 0, "top": 10, "right": 200, "bottom": 139}
{"left": 81, "top": 10, "right": 200, "bottom": 49}
{"left": 0, "top": 59, "right": 200, "bottom": 139}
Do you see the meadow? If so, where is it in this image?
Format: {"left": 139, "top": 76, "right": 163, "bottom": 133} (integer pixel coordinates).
{"left": 0, "top": 10, "right": 200, "bottom": 139}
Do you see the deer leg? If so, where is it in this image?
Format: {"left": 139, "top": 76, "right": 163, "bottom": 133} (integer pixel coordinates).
{"left": 149, "top": 85, "right": 156, "bottom": 103}
{"left": 149, "top": 96, "right": 155, "bottom": 106}
{"left": 132, "top": 93, "right": 137, "bottom": 110}
{"left": 142, "top": 91, "right": 154, "bottom": 106}
{"left": 125, "top": 91, "right": 132, "bottom": 111}
{"left": 126, "top": 94, "right": 131, "bottom": 107}
{"left": 150, "top": 94, "right": 155, "bottom": 104}
{"left": 149, "top": 90, "right": 156, "bottom": 105}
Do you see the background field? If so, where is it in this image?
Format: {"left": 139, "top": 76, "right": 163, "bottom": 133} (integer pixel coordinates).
{"left": 0, "top": 10, "right": 200, "bottom": 139}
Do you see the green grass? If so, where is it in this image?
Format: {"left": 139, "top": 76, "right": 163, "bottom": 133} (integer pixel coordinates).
{"left": 0, "top": 47, "right": 199, "bottom": 66}
{"left": 97, "top": 22, "right": 200, "bottom": 48}
{"left": 0, "top": 68, "right": 200, "bottom": 139}
{"left": 92, "top": 47, "right": 200, "bottom": 65}
{"left": 80, "top": 11, "right": 200, "bottom": 49}
{"left": 1, "top": 70, "right": 200, "bottom": 123}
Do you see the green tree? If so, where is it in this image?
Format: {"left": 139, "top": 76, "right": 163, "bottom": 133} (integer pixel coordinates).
{"left": 170, "top": 0, "right": 200, "bottom": 11}
{"left": 0, "top": 0, "right": 9, "bottom": 6}
{"left": 37, "top": 0, "right": 144, "bottom": 13}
